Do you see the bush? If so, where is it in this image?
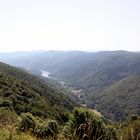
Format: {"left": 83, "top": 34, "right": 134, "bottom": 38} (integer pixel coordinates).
{"left": 121, "top": 118, "right": 140, "bottom": 140}
{"left": 0, "top": 107, "right": 19, "bottom": 125}
{"left": 19, "top": 113, "right": 36, "bottom": 132}
{"left": 34, "top": 119, "right": 58, "bottom": 138}
{"left": 73, "top": 107, "right": 92, "bottom": 126}
{"left": 72, "top": 107, "right": 118, "bottom": 140}
{"left": 3, "top": 90, "right": 13, "bottom": 97}
{"left": 0, "top": 99, "right": 13, "bottom": 109}
{"left": 18, "top": 113, "right": 58, "bottom": 138}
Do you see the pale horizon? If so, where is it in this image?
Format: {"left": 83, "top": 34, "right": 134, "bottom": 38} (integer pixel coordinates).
{"left": 0, "top": 49, "right": 140, "bottom": 54}
{"left": 0, "top": 0, "right": 140, "bottom": 52}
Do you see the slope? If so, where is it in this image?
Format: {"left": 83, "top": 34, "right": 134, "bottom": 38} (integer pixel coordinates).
{"left": 1, "top": 50, "right": 140, "bottom": 121}
{"left": 1, "top": 51, "right": 140, "bottom": 96}
{"left": 92, "top": 75, "right": 140, "bottom": 121}
{"left": 0, "top": 62, "right": 76, "bottom": 122}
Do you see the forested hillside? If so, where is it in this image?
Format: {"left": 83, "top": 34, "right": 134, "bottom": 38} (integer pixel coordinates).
{"left": 0, "top": 51, "right": 140, "bottom": 121}
{"left": 90, "top": 75, "right": 140, "bottom": 121}
{"left": 0, "top": 62, "right": 76, "bottom": 120}
{"left": 1, "top": 51, "right": 140, "bottom": 96}
{"left": 0, "top": 62, "right": 139, "bottom": 139}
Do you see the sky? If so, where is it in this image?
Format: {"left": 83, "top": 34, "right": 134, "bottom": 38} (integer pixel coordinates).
{"left": 0, "top": 0, "right": 140, "bottom": 52}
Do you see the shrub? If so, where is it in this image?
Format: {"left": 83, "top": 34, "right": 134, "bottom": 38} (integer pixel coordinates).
{"left": 121, "top": 118, "right": 140, "bottom": 140}
{"left": 0, "top": 107, "right": 19, "bottom": 125}
{"left": 19, "top": 113, "right": 36, "bottom": 132}
{"left": 72, "top": 107, "right": 118, "bottom": 140}
{"left": 18, "top": 113, "right": 58, "bottom": 138}
{"left": 73, "top": 107, "right": 92, "bottom": 126}
{"left": 0, "top": 99, "right": 13, "bottom": 109}
{"left": 3, "top": 90, "right": 13, "bottom": 97}
{"left": 34, "top": 119, "right": 58, "bottom": 138}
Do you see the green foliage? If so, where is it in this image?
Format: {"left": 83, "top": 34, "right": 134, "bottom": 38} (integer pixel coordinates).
{"left": 0, "top": 99, "right": 13, "bottom": 109}
{"left": 73, "top": 107, "right": 92, "bottom": 126}
{"left": 34, "top": 119, "right": 58, "bottom": 138}
{"left": 19, "top": 113, "right": 36, "bottom": 131}
{"left": 94, "top": 75, "right": 140, "bottom": 121}
{"left": 19, "top": 113, "right": 58, "bottom": 138}
{"left": 0, "top": 107, "right": 19, "bottom": 125}
{"left": 120, "top": 116, "right": 140, "bottom": 140}
{"left": 0, "top": 62, "right": 76, "bottom": 121}
{"left": 0, "top": 128, "right": 35, "bottom": 140}
{"left": 0, "top": 60, "right": 140, "bottom": 139}
{"left": 0, "top": 106, "right": 139, "bottom": 140}
{"left": 67, "top": 107, "right": 118, "bottom": 140}
{"left": 0, "top": 62, "right": 77, "bottom": 139}
{"left": 1, "top": 51, "right": 140, "bottom": 121}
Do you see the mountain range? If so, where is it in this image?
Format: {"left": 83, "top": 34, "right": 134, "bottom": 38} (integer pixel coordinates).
{"left": 0, "top": 50, "right": 140, "bottom": 120}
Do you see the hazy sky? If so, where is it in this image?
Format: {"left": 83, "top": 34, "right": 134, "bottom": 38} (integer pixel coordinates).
{"left": 0, "top": 0, "right": 140, "bottom": 52}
